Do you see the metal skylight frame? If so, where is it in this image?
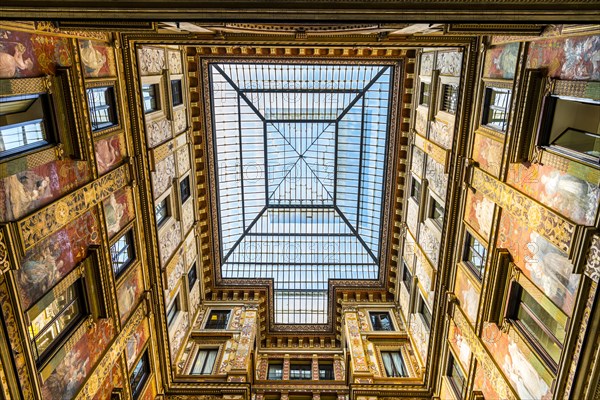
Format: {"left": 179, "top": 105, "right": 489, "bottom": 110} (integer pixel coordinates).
{"left": 210, "top": 62, "right": 393, "bottom": 324}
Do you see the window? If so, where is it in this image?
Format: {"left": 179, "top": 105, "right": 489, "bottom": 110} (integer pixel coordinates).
{"left": 142, "top": 83, "right": 160, "bottom": 113}
{"left": 205, "top": 310, "right": 230, "bottom": 329}
{"left": 267, "top": 362, "right": 283, "bottom": 380}
{"left": 541, "top": 96, "right": 600, "bottom": 164}
{"left": 110, "top": 230, "right": 135, "bottom": 276}
{"left": 130, "top": 350, "right": 150, "bottom": 399}
{"left": 429, "top": 197, "right": 444, "bottom": 228}
{"left": 155, "top": 197, "right": 169, "bottom": 227}
{"left": 441, "top": 84, "right": 458, "bottom": 114}
{"left": 420, "top": 82, "right": 431, "bottom": 106}
{"left": 508, "top": 284, "right": 566, "bottom": 370}
{"left": 180, "top": 176, "right": 191, "bottom": 204}
{"left": 418, "top": 294, "right": 432, "bottom": 329}
{"left": 446, "top": 352, "right": 465, "bottom": 397}
{"left": 110, "top": 230, "right": 135, "bottom": 277}
{"left": 87, "top": 86, "right": 118, "bottom": 132}
{"left": 402, "top": 262, "right": 412, "bottom": 292}
{"left": 171, "top": 79, "right": 183, "bottom": 106}
{"left": 289, "top": 363, "right": 312, "bottom": 380}
{"left": 166, "top": 298, "right": 179, "bottom": 327}
{"left": 482, "top": 87, "right": 511, "bottom": 132}
{"left": 381, "top": 351, "right": 407, "bottom": 377}
{"left": 370, "top": 311, "right": 394, "bottom": 331}
{"left": 26, "top": 278, "right": 87, "bottom": 364}
{"left": 0, "top": 94, "right": 53, "bottom": 158}
{"left": 463, "top": 232, "right": 487, "bottom": 279}
{"left": 190, "top": 348, "right": 218, "bottom": 375}
{"left": 410, "top": 177, "right": 421, "bottom": 201}
{"left": 319, "top": 362, "right": 334, "bottom": 380}
{"left": 187, "top": 263, "right": 197, "bottom": 289}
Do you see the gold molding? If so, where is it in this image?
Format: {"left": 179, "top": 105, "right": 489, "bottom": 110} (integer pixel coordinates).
{"left": 413, "top": 132, "right": 450, "bottom": 171}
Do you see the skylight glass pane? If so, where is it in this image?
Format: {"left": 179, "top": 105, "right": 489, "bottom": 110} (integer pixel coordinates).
{"left": 211, "top": 63, "right": 392, "bottom": 325}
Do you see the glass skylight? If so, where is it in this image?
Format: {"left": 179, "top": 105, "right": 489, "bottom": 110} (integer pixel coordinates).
{"left": 211, "top": 63, "right": 392, "bottom": 324}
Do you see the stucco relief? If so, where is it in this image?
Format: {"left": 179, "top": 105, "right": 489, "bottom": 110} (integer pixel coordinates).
{"left": 414, "top": 106, "right": 428, "bottom": 136}
{"left": 420, "top": 52, "right": 434, "bottom": 76}
{"left": 174, "top": 107, "right": 188, "bottom": 134}
{"left": 169, "top": 311, "right": 189, "bottom": 359}
{"left": 411, "top": 147, "right": 425, "bottom": 177}
{"left": 411, "top": 314, "right": 429, "bottom": 361}
{"left": 137, "top": 46, "right": 165, "bottom": 76}
{"left": 419, "top": 223, "right": 440, "bottom": 267}
{"left": 159, "top": 220, "right": 182, "bottom": 267}
{"left": 184, "top": 231, "right": 196, "bottom": 267}
{"left": 147, "top": 118, "right": 172, "bottom": 148}
{"left": 436, "top": 51, "right": 462, "bottom": 76}
{"left": 166, "top": 248, "right": 185, "bottom": 294}
{"left": 406, "top": 200, "right": 419, "bottom": 237}
{"left": 168, "top": 50, "right": 183, "bottom": 74}
{"left": 177, "top": 145, "right": 191, "bottom": 176}
{"left": 152, "top": 154, "right": 176, "bottom": 200}
{"left": 426, "top": 157, "right": 448, "bottom": 200}
{"left": 429, "top": 118, "right": 453, "bottom": 150}
{"left": 182, "top": 199, "right": 195, "bottom": 235}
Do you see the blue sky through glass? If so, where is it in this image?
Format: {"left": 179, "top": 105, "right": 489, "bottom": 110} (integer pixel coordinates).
{"left": 211, "top": 63, "right": 392, "bottom": 324}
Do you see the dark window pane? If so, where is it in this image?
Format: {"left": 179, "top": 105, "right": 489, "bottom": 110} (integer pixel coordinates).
{"left": 430, "top": 198, "right": 444, "bottom": 227}
{"left": 289, "top": 363, "right": 311, "bottom": 380}
{"left": 171, "top": 80, "right": 183, "bottom": 106}
{"left": 420, "top": 83, "right": 430, "bottom": 106}
{"left": 382, "top": 351, "right": 407, "bottom": 377}
{"left": 483, "top": 87, "right": 511, "bottom": 132}
{"left": 446, "top": 353, "right": 465, "bottom": 397}
{"left": 402, "top": 262, "right": 412, "bottom": 292}
{"left": 267, "top": 363, "right": 283, "bottom": 380}
{"left": 180, "top": 176, "right": 190, "bottom": 204}
{"left": 419, "top": 295, "right": 432, "bottom": 329}
{"left": 441, "top": 84, "right": 458, "bottom": 114}
{"left": 155, "top": 197, "right": 169, "bottom": 226}
{"left": 319, "top": 363, "right": 334, "bottom": 380}
{"left": 187, "top": 263, "right": 197, "bottom": 289}
{"left": 191, "top": 349, "right": 218, "bottom": 375}
{"left": 166, "top": 298, "right": 179, "bottom": 326}
{"left": 205, "top": 310, "right": 230, "bottom": 329}
{"left": 370, "top": 312, "right": 393, "bottom": 331}
{"left": 411, "top": 178, "right": 421, "bottom": 201}
{"left": 463, "top": 233, "right": 487, "bottom": 279}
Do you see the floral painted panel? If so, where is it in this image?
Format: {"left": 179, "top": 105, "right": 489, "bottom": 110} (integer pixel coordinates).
{"left": 173, "top": 107, "right": 188, "bottom": 134}
{"left": 184, "top": 230, "right": 196, "bottom": 267}
{"left": 159, "top": 220, "right": 182, "bottom": 267}
{"left": 0, "top": 29, "right": 71, "bottom": 78}
{"left": 95, "top": 132, "right": 125, "bottom": 175}
{"left": 527, "top": 35, "right": 600, "bottom": 80}
{"left": 152, "top": 153, "right": 176, "bottom": 200}
{"left": 449, "top": 320, "right": 472, "bottom": 372}
{"left": 78, "top": 39, "right": 116, "bottom": 78}
{"left": 472, "top": 132, "right": 503, "bottom": 177}
{"left": 507, "top": 162, "right": 599, "bottom": 226}
{"left": 126, "top": 317, "right": 150, "bottom": 370}
{"left": 166, "top": 248, "right": 185, "bottom": 294}
{"left": 42, "top": 319, "right": 114, "bottom": 400}
{"left": 454, "top": 265, "right": 480, "bottom": 325}
{"left": 497, "top": 212, "right": 580, "bottom": 315}
{"left": 473, "top": 362, "right": 502, "bottom": 400}
{"left": 414, "top": 106, "right": 428, "bottom": 136}
{"left": 420, "top": 52, "right": 434, "bottom": 76}
{"left": 483, "top": 323, "right": 553, "bottom": 400}
{"left": 425, "top": 157, "right": 448, "bottom": 200}
{"left": 436, "top": 51, "right": 462, "bottom": 76}
{"left": 91, "top": 359, "right": 124, "bottom": 400}
{"left": 411, "top": 146, "right": 425, "bottom": 178}
{"left": 411, "top": 313, "right": 429, "bottom": 360}
{"left": 17, "top": 209, "right": 100, "bottom": 309}
{"left": 429, "top": 118, "right": 453, "bottom": 150}
{"left": 103, "top": 186, "right": 135, "bottom": 239}
{"left": 117, "top": 263, "right": 145, "bottom": 324}
{"left": 146, "top": 118, "right": 173, "bottom": 148}
{"left": 464, "top": 189, "right": 494, "bottom": 240}
{"left": 484, "top": 42, "right": 520, "bottom": 79}
{"left": 137, "top": 46, "right": 165, "bottom": 76}
{"left": 0, "top": 160, "right": 89, "bottom": 222}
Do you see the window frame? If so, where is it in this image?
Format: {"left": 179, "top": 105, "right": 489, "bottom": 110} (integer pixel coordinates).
{"left": 267, "top": 362, "right": 283, "bottom": 380}
{"left": 427, "top": 193, "right": 445, "bottom": 230}
{"left": 446, "top": 351, "right": 466, "bottom": 398}
{"left": 170, "top": 78, "right": 184, "bottom": 107}
{"left": 187, "top": 262, "right": 197, "bottom": 290}
{"left": 190, "top": 347, "right": 219, "bottom": 375}
{"left": 417, "top": 293, "right": 432, "bottom": 330}
{"left": 166, "top": 296, "right": 180, "bottom": 327}
{"left": 381, "top": 350, "right": 408, "bottom": 378}
{"left": 142, "top": 82, "right": 161, "bottom": 114}
{"left": 154, "top": 195, "right": 170, "bottom": 227}
{"left": 179, "top": 174, "right": 191, "bottom": 205}
{"left": 86, "top": 81, "right": 120, "bottom": 134}
{"left": 419, "top": 81, "right": 431, "bottom": 107}
{"left": 289, "top": 362, "right": 312, "bottom": 380}
{"left": 110, "top": 228, "right": 136, "bottom": 278}
{"left": 462, "top": 230, "right": 487, "bottom": 280}
{"left": 369, "top": 311, "right": 395, "bottom": 331}
{"left": 481, "top": 84, "right": 512, "bottom": 133}
{"left": 130, "top": 349, "right": 151, "bottom": 399}
{"left": 440, "top": 83, "right": 459, "bottom": 115}
{"left": 401, "top": 261, "right": 413, "bottom": 293}
{"left": 318, "top": 361, "right": 334, "bottom": 380}
{"left": 410, "top": 176, "right": 422, "bottom": 203}
{"left": 204, "top": 309, "right": 231, "bottom": 330}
